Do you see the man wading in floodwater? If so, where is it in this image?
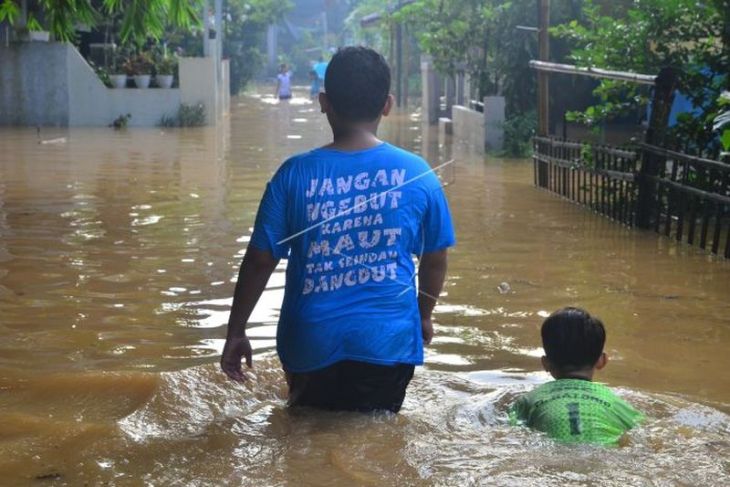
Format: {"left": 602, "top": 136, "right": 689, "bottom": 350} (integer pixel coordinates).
{"left": 220, "top": 46, "right": 456, "bottom": 412}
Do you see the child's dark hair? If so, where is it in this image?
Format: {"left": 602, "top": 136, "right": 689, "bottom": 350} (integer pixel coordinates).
{"left": 541, "top": 307, "right": 606, "bottom": 370}
{"left": 324, "top": 46, "right": 391, "bottom": 122}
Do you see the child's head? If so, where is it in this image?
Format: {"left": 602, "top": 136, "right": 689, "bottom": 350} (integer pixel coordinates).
{"left": 320, "top": 46, "right": 393, "bottom": 129}
{"left": 279, "top": 63, "right": 287, "bottom": 73}
{"left": 540, "top": 307, "right": 608, "bottom": 380}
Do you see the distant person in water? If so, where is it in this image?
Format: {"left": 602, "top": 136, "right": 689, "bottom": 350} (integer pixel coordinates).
{"left": 221, "top": 46, "right": 456, "bottom": 413}
{"left": 313, "top": 56, "right": 328, "bottom": 90}
{"left": 509, "top": 307, "right": 643, "bottom": 445}
{"left": 309, "top": 69, "right": 320, "bottom": 99}
{"left": 275, "top": 63, "right": 292, "bottom": 100}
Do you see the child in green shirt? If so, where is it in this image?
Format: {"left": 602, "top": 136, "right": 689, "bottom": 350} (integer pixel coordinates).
{"left": 509, "top": 307, "right": 643, "bottom": 445}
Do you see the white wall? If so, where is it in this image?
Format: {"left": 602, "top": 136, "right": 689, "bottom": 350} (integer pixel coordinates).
{"left": 179, "top": 56, "right": 218, "bottom": 125}
{"left": 452, "top": 105, "right": 485, "bottom": 152}
{"left": 451, "top": 97, "right": 505, "bottom": 153}
{"left": 484, "top": 96, "right": 505, "bottom": 151}
{"left": 1, "top": 42, "right": 229, "bottom": 127}
{"left": 0, "top": 42, "right": 70, "bottom": 126}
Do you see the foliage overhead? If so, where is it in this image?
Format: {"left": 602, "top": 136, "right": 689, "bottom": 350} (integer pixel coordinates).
{"left": 0, "top": 0, "right": 203, "bottom": 43}
{"left": 343, "top": 0, "right": 392, "bottom": 55}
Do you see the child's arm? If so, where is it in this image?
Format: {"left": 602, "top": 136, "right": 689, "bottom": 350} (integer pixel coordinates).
{"left": 417, "top": 249, "right": 448, "bottom": 345}
{"left": 220, "top": 246, "right": 278, "bottom": 382}
{"left": 508, "top": 397, "right": 530, "bottom": 426}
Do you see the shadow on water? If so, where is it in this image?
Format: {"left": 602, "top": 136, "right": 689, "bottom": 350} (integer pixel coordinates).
{"left": 0, "top": 87, "right": 728, "bottom": 485}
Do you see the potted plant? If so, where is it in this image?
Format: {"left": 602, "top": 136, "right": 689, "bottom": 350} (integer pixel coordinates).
{"left": 123, "top": 52, "right": 154, "bottom": 89}
{"left": 155, "top": 56, "right": 177, "bottom": 89}
{"left": 109, "top": 48, "right": 128, "bottom": 89}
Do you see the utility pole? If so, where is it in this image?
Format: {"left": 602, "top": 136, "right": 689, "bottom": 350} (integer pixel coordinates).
{"left": 395, "top": 0, "right": 403, "bottom": 107}
{"left": 535, "top": 0, "right": 550, "bottom": 188}
{"left": 537, "top": 0, "right": 550, "bottom": 137}
{"left": 215, "top": 0, "right": 223, "bottom": 76}
{"left": 636, "top": 67, "right": 678, "bottom": 229}
{"left": 395, "top": 25, "right": 403, "bottom": 106}
{"left": 322, "top": 5, "right": 328, "bottom": 54}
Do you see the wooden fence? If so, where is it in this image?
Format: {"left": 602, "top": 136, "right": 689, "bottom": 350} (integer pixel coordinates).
{"left": 533, "top": 136, "right": 730, "bottom": 258}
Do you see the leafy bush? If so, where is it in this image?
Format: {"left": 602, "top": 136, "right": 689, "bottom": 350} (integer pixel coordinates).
{"left": 159, "top": 103, "right": 206, "bottom": 127}
{"left": 501, "top": 110, "right": 537, "bottom": 157}
{"left": 159, "top": 114, "right": 178, "bottom": 127}
{"left": 155, "top": 56, "right": 178, "bottom": 76}
{"left": 111, "top": 113, "right": 131, "bottom": 129}
{"left": 89, "top": 60, "right": 112, "bottom": 87}
{"left": 178, "top": 103, "right": 206, "bottom": 126}
{"left": 123, "top": 52, "right": 155, "bottom": 75}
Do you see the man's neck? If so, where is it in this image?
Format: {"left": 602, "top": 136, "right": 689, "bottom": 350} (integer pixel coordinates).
{"left": 327, "top": 125, "right": 381, "bottom": 151}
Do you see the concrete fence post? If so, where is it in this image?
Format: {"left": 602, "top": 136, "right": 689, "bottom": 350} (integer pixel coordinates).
{"left": 420, "top": 55, "right": 439, "bottom": 125}
{"left": 455, "top": 71, "right": 465, "bottom": 107}
{"left": 179, "top": 56, "right": 219, "bottom": 124}
{"left": 445, "top": 75, "right": 456, "bottom": 118}
{"left": 483, "top": 96, "right": 505, "bottom": 152}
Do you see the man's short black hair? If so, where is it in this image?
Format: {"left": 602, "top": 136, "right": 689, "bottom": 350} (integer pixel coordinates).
{"left": 541, "top": 307, "right": 606, "bottom": 370}
{"left": 324, "top": 46, "right": 391, "bottom": 122}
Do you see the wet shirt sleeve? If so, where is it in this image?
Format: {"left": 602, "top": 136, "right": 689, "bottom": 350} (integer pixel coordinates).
{"left": 611, "top": 396, "right": 644, "bottom": 430}
{"left": 509, "top": 396, "right": 531, "bottom": 426}
{"left": 250, "top": 169, "right": 290, "bottom": 260}
{"left": 421, "top": 182, "right": 456, "bottom": 253}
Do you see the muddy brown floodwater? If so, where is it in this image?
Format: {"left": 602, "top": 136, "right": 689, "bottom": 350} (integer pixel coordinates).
{"left": 1, "top": 90, "right": 729, "bottom": 486}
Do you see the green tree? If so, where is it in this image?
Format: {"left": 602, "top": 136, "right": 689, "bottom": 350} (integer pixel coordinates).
{"left": 0, "top": 0, "right": 201, "bottom": 43}
{"left": 394, "top": 0, "right": 582, "bottom": 156}
{"left": 553, "top": 0, "right": 729, "bottom": 153}
{"left": 223, "top": 0, "right": 291, "bottom": 94}
{"left": 343, "top": 0, "right": 392, "bottom": 54}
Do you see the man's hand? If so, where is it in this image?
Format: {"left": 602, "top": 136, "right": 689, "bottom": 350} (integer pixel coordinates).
{"left": 220, "top": 247, "right": 278, "bottom": 383}
{"left": 418, "top": 249, "right": 447, "bottom": 348}
{"left": 220, "top": 336, "right": 253, "bottom": 382}
{"left": 421, "top": 317, "right": 434, "bottom": 345}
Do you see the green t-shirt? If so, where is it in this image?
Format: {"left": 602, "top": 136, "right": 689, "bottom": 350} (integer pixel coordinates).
{"left": 509, "top": 379, "right": 643, "bottom": 445}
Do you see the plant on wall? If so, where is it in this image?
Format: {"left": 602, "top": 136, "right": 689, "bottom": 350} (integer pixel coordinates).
{"left": 159, "top": 103, "right": 206, "bottom": 127}
{"left": 155, "top": 55, "right": 177, "bottom": 76}
{"left": 122, "top": 51, "right": 154, "bottom": 76}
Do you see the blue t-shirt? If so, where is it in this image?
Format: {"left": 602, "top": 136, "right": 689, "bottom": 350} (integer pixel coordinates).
{"left": 313, "top": 61, "right": 328, "bottom": 81}
{"left": 250, "top": 143, "right": 456, "bottom": 372}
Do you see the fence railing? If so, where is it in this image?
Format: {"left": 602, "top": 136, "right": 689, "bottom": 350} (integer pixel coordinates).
{"left": 533, "top": 136, "right": 730, "bottom": 258}
{"left": 638, "top": 143, "right": 730, "bottom": 257}
{"left": 533, "top": 137, "right": 640, "bottom": 227}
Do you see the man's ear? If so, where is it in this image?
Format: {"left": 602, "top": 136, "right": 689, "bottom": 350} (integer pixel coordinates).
{"left": 318, "top": 92, "right": 329, "bottom": 114}
{"left": 541, "top": 356, "right": 551, "bottom": 373}
{"left": 381, "top": 94, "right": 395, "bottom": 117}
{"left": 595, "top": 352, "right": 608, "bottom": 370}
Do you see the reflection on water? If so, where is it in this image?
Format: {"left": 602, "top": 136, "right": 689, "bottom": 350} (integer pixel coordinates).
{"left": 0, "top": 88, "right": 729, "bottom": 485}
